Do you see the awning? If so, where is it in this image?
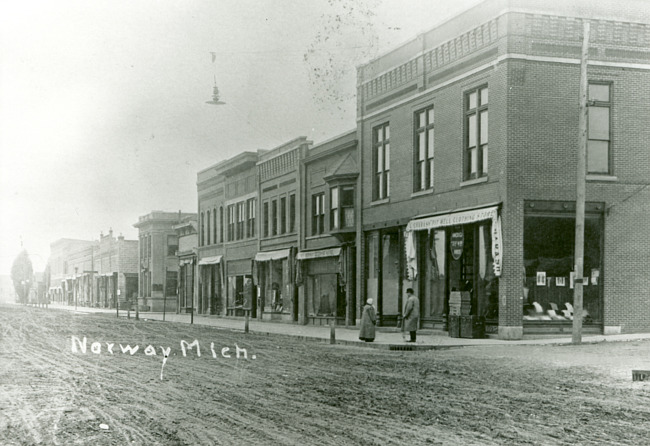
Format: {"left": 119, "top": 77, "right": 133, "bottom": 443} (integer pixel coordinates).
{"left": 404, "top": 205, "right": 502, "bottom": 279}
{"left": 198, "top": 255, "right": 222, "bottom": 265}
{"left": 406, "top": 205, "right": 499, "bottom": 232}
{"left": 254, "top": 248, "right": 291, "bottom": 262}
{"left": 296, "top": 247, "right": 341, "bottom": 260}
{"left": 179, "top": 258, "right": 194, "bottom": 266}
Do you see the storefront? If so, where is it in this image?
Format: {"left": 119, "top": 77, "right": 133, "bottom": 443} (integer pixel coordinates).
{"left": 96, "top": 273, "right": 117, "bottom": 308}
{"left": 522, "top": 200, "right": 603, "bottom": 331}
{"left": 198, "top": 255, "right": 223, "bottom": 315}
{"left": 404, "top": 205, "right": 502, "bottom": 330}
{"left": 253, "top": 248, "right": 295, "bottom": 322}
{"left": 178, "top": 258, "right": 195, "bottom": 313}
{"left": 364, "top": 229, "right": 404, "bottom": 326}
{"left": 296, "top": 247, "right": 348, "bottom": 326}
{"left": 226, "top": 259, "right": 256, "bottom": 317}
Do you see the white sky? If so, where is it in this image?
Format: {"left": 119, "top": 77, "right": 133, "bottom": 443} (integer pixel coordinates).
{"left": 0, "top": 0, "right": 478, "bottom": 273}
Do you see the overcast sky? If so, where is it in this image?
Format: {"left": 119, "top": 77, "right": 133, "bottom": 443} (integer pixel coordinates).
{"left": 0, "top": 0, "right": 479, "bottom": 274}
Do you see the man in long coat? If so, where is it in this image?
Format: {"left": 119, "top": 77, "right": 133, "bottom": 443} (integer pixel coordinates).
{"left": 403, "top": 288, "right": 420, "bottom": 342}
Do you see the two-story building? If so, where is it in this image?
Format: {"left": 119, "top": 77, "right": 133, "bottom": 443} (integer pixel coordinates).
{"left": 356, "top": 0, "right": 650, "bottom": 339}
{"left": 254, "top": 137, "right": 311, "bottom": 322}
{"left": 298, "top": 130, "right": 358, "bottom": 326}
{"left": 174, "top": 216, "right": 198, "bottom": 313}
{"left": 196, "top": 152, "right": 260, "bottom": 317}
{"left": 134, "top": 211, "right": 196, "bottom": 312}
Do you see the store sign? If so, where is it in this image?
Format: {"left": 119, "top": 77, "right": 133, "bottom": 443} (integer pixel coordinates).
{"left": 450, "top": 231, "right": 464, "bottom": 260}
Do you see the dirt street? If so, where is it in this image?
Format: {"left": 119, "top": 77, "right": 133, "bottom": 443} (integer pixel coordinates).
{"left": 1, "top": 305, "right": 650, "bottom": 445}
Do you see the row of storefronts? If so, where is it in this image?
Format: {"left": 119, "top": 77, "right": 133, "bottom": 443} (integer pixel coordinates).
{"left": 49, "top": 1, "right": 650, "bottom": 339}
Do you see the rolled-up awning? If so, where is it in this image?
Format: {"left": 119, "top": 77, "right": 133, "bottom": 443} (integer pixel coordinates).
{"left": 296, "top": 247, "right": 341, "bottom": 260}
{"left": 198, "top": 255, "right": 222, "bottom": 265}
{"left": 179, "top": 258, "right": 194, "bottom": 266}
{"left": 404, "top": 204, "right": 502, "bottom": 279}
{"left": 406, "top": 205, "right": 499, "bottom": 232}
{"left": 254, "top": 248, "right": 291, "bottom": 262}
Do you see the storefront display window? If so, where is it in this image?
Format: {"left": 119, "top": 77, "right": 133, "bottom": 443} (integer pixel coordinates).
{"left": 263, "top": 259, "right": 290, "bottom": 314}
{"left": 365, "top": 232, "right": 379, "bottom": 309}
{"left": 381, "top": 232, "right": 400, "bottom": 317}
{"left": 228, "top": 275, "right": 253, "bottom": 309}
{"left": 419, "top": 230, "right": 447, "bottom": 319}
{"left": 523, "top": 214, "right": 602, "bottom": 323}
{"left": 306, "top": 273, "right": 341, "bottom": 317}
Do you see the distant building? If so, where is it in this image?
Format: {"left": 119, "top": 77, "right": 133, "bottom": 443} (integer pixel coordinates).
{"left": 134, "top": 211, "right": 196, "bottom": 312}
{"left": 48, "top": 230, "right": 139, "bottom": 308}
{"left": 173, "top": 216, "right": 198, "bottom": 313}
{"left": 49, "top": 238, "right": 95, "bottom": 305}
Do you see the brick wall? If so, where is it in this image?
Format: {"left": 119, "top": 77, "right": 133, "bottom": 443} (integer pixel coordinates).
{"left": 356, "top": 3, "right": 650, "bottom": 336}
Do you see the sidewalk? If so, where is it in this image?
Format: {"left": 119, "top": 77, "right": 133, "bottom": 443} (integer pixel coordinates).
{"left": 48, "top": 303, "right": 650, "bottom": 350}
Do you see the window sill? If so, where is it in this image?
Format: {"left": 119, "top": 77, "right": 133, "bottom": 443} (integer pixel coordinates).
{"left": 460, "top": 176, "right": 488, "bottom": 187}
{"left": 305, "top": 234, "right": 329, "bottom": 241}
{"left": 586, "top": 174, "right": 617, "bottom": 182}
{"left": 411, "top": 189, "right": 434, "bottom": 198}
{"left": 370, "top": 198, "right": 390, "bottom": 206}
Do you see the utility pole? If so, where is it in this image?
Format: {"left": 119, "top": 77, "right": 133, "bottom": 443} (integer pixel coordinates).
{"left": 572, "top": 21, "right": 590, "bottom": 345}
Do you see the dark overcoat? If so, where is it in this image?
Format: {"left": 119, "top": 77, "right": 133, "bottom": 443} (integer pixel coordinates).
{"left": 403, "top": 294, "right": 420, "bottom": 332}
{"left": 359, "top": 304, "right": 377, "bottom": 340}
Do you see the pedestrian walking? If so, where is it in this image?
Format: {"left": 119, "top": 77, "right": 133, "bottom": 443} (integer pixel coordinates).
{"left": 359, "top": 298, "right": 377, "bottom": 342}
{"left": 403, "top": 288, "right": 420, "bottom": 343}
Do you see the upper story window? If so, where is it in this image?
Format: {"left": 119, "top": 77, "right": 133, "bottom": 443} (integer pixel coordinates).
{"left": 271, "top": 199, "right": 278, "bottom": 236}
{"left": 263, "top": 202, "right": 269, "bottom": 237}
{"left": 247, "top": 198, "right": 256, "bottom": 238}
{"left": 237, "top": 202, "right": 245, "bottom": 240}
{"left": 340, "top": 186, "right": 355, "bottom": 228}
{"left": 167, "top": 235, "right": 178, "bottom": 256}
{"left": 312, "top": 193, "right": 325, "bottom": 235}
{"left": 200, "top": 213, "right": 204, "bottom": 246}
{"left": 228, "top": 205, "right": 235, "bottom": 241}
{"left": 330, "top": 185, "right": 355, "bottom": 230}
{"left": 280, "top": 196, "right": 287, "bottom": 235}
{"left": 588, "top": 82, "right": 611, "bottom": 174}
{"left": 213, "top": 208, "right": 217, "bottom": 244}
{"left": 219, "top": 207, "right": 224, "bottom": 243}
{"left": 465, "top": 86, "right": 488, "bottom": 180}
{"left": 373, "top": 123, "right": 390, "bottom": 200}
{"left": 206, "top": 210, "right": 211, "bottom": 245}
{"left": 414, "top": 106, "right": 435, "bottom": 191}
{"left": 330, "top": 187, "right": 339, "bottom": 230}
{"left": 289, "top": 194, "right": 296, "bottom": 233}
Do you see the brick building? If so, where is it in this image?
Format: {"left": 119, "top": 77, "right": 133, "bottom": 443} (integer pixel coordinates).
{"left": 355, "top": 0, "right": 650, "bottom": 339}
{"left": 196, "top": 152, "right": 259, "bottom": 316}
{"left": 298, "top": 130, "right": 358, "bottom": 326}
{"left": 134, "top": 211, "right": 196, "bottom": 312}
{"left": 49, "top": 238, "right": 95, "bottom": 305}
{"left": 254, "top": 137, "right": 310, "bottom": 322}
{"left": 48, "top": 230, "right": 138, "bottom": 308}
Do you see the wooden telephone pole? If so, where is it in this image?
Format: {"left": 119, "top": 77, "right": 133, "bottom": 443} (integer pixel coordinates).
{"left": 572, "top": 22, "right": 590, "bottom": 344}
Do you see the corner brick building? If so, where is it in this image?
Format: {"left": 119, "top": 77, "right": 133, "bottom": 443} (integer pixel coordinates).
{"left": 355, "top": 0, "right": 650, "bottom": 339}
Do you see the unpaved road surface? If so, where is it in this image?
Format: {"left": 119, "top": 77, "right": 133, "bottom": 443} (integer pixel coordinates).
{"left": 2, "top": 305, "right": 650, "bottom": 445}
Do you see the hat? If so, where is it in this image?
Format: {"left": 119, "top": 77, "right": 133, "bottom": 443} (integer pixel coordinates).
{"left": 366, "top": 298, "right": 373, "bottom": 305}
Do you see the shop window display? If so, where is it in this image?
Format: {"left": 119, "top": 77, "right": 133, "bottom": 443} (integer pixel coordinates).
{"left": 306, "top": 273, "right": 345, "bottom": 319}
{"left": 523, "top": 215, "right": 602, "bottom": 323}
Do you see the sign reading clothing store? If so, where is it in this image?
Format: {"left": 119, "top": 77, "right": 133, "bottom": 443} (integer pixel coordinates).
{"left": 404, "top": 205, "right": 502, "bottom": 279}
